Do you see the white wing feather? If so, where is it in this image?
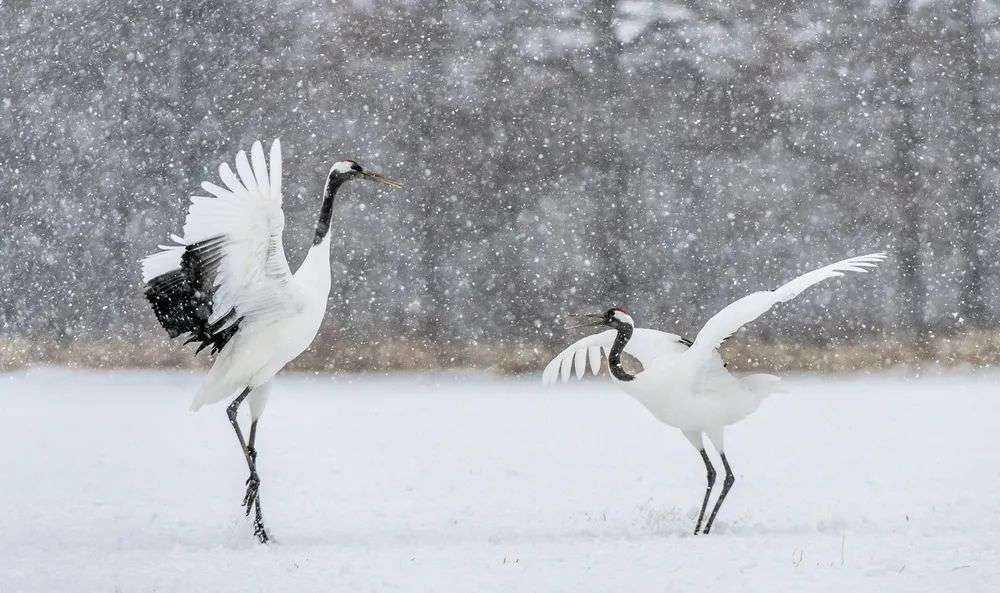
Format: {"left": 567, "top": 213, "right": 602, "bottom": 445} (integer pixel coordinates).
{"left": 689, "top": 252, "right": 886, "bottom": 355}
{"left": 543, "top": 328, "right": 691, "bottom": 385}
{"left": 141, "top": 139, "right": 298, "bottom": 328}
{"left": 140, "top": 244, "right": 183, "bottom": 282}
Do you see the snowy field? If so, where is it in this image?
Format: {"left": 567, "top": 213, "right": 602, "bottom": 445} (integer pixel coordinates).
{"left": 2, "top": 367, "right": 999, "bottom": 592}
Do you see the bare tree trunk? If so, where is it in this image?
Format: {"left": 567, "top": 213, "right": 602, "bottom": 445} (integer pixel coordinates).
{"left": 954, "top": 0, "right": 990, "bottom": 327}
{"left": 888, "top": 0, "right": 929, "bottom": 351}
{"left": 414, "top": 0, "right": 451, "bottom": 341}
{"left": 172, "top": 1, "right": 208, "bottom": 188}
{"left": 482, "top": 12, "right": 532, "bottom": 334}
{"left": 588, "top": 0, "right": 633, "bottom": 306}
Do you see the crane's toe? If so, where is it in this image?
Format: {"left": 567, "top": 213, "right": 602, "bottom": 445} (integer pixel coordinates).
{"left": 243, "top": 472, "right": 261, "bottom": 515}
{"left": 253, "top": 519, "right": 270, "bottom": 544}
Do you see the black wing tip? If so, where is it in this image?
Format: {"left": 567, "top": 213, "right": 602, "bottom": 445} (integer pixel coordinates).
{"left": 143, "top": 236, "right": 240, "bottom": 355}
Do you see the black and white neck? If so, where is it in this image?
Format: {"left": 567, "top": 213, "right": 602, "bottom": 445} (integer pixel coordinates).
{"left": 313, "top": 161, "right": 363, "bottom": 246}
{"left": 606, "top": 311, "right": 636, "bottom": 382}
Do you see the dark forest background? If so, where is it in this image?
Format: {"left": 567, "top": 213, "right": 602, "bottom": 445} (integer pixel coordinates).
{"left": 2, "top": 0, "right": 1000, "bottom": 371}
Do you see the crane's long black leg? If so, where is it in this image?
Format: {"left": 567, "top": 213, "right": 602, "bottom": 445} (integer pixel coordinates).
{"left": 227, "top": 389, "right": 256, "bottom": 510}
{"left": 694, "top": 449, "right": 716, "bottom": 535}
{"left": 227, "top": 388, "right": 270, "bottom": 544}
{"left": 243, "top": 417, "right": 259, "bottom": 510}
{"left": 244, "top": 417, "right": 267, "bottom": 541}
{"left": 702, "top": 451, "right": 735, "bottom": 534}
{"left": 244, "top": 418, "right": 259, "bottom": 494}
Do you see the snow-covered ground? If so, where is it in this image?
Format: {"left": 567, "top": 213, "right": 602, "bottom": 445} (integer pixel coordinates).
{"left": 2, "top": 367, "right": 998, "bottom": 592}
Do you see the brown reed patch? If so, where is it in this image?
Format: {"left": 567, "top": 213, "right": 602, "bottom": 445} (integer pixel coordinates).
{"left": 4, "top": 331, "right": 1000, "bottom": 375}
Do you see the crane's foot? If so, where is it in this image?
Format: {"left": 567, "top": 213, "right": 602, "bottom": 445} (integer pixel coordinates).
{"left": 252, "top": 513, "right": 270, "bottom": 544}
{"left": 251, "top": 490, "right": 269, "bottom": 544}
{"left": 243, "top": 471, "right": 260, "bottom": 515}
{"left": 242, "top": 473, "right": 269, "bottom": 544}
{"left": 243, "top": 446, "right": 260, "bottom": 512}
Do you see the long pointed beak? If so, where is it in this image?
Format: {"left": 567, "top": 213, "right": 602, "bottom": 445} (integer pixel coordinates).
{"left": 362, "top": 170, "right": 404, "bottom": 189}
{"left": 565, "top": 313, "right": 606, "bottom": 329}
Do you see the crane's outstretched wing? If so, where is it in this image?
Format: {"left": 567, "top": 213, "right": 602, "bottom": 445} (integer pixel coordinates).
{"left": 688, "top": 253, "right": 886, "bottom": 357}
{"left": 542, "top": 328, "right": 692, "bottom": 385}
{"left": 141, "top": 139, "right": 298, "bottom": 354}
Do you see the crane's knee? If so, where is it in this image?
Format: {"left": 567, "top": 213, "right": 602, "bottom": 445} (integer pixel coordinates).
{"left": 700, "top": 449, "right": 716, "bottom": 487}
{"left": 227, "top": 388, "right": 251, "bottom": 425}
{"left": 226, "top": 400, "right": 241, "bottom": 424}
{"left": 719, "top": 452, "right": 735, "bottom": 489}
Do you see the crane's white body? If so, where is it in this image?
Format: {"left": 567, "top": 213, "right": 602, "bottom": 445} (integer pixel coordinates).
{"left": 544, "top": 327, "right": 773, "bottom": 435}
{"left": 191, "top": 242, "right": 332, "bottom": 413}
{"left": 621, "top": 355, "right": 770, "bottom": 433}
{"left": 141, "top": 139, "right": 332, "bottom": 416}
{"left": 544, "top": 253, "right": 885, "bottom": 440}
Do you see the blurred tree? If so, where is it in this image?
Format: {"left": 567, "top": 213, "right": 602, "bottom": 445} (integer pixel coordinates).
{"left": 884, "top": 0, "right": 929, "bottom": 348}
{"left": 2, "top": 0, "right": 998, "bottom": 365}
{"left": 953, "top": 0, "right": 991, "bottom": 327}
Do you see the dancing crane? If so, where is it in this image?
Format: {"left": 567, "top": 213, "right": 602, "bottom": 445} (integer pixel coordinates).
{"left": 141, "top": 139, "right": 401, "bottom": 543}
{"left": 543, "top": 253, "right": 885, "bottom": 534}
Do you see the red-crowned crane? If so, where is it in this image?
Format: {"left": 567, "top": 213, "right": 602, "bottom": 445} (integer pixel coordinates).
{"left": 544, "top": 253, "right": 886, "bottom": 534}
{"left": 141, "top": 139, "right": 401, "bottom": 543}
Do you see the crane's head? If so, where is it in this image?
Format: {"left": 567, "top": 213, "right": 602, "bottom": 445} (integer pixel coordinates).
{"left": 566, "top": 307, "right": 634, "bottom": 330}
{"left": 328, "top": 159, "right": 404, "bottom": 188}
